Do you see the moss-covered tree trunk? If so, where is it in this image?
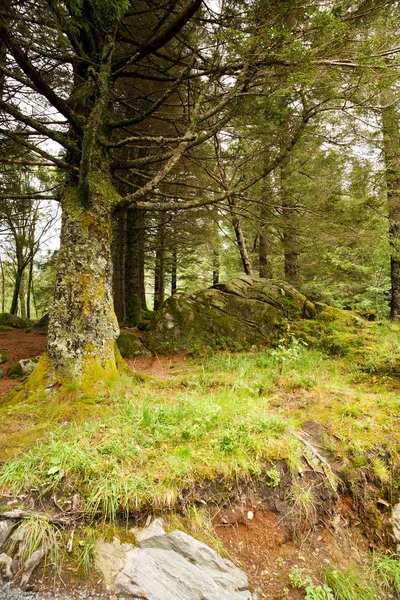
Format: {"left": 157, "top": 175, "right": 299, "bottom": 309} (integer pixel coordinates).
{"left": 46, "top": 180, "right": 120, "bottom": 383}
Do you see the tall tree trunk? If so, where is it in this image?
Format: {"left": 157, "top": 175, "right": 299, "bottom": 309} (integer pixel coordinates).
{"left": 381, "top": 100, "right": 400, "bottom": 320}
{"left": 212, "top": 248, "right": 220, "bottom": 285}
{"left": 0, "top": 256, "right": 5, "bottom": 313}
{"left": 280, "top": 165, "right": 301, "bottom": 287}
{"left": 214, "top": 135, "right": 252, "bottom": 276}
{"left": 47, "top": 182, "right": 119, "bottom": 382}
{"left": 228, "top": 197, "right": 253, "bottom": 276}
{"left": 26, "top": 257, "right": 33, "bottom": 320}
{"left": 112, "top": 210, "right": 127, "bottom": 323}
{"left": 259, "top": 203, "right": 272, "bottom": 279}
{"left": 125, "top": 208, "right": 147, "bottom": 325}
{"left": 10, "top": 268, "right": 23, "bottom": 315}
{"left": 153, "top": 220, "right": 166, "bottom": 311}
{"left": 171, "top": 247, "right": 177, "bottom": 294}
{"left": 19, "top": 271, "right": 26, "bottom": 318}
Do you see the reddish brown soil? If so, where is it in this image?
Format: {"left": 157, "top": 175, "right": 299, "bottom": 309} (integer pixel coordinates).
{"left": 213, "top": 501, "right": 370, "bottom": 599}
{"left": 126, "top": 352, "right": 189, "bottom": 378}
{"left": 0, "top": 329, "right": 47, "bottom": 396}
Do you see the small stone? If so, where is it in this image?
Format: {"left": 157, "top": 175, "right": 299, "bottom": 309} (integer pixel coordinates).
{"left": 247, "top": 511, "right": 254, "bottom": 521}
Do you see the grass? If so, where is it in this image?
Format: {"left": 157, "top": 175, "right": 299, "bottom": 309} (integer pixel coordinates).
{"left": 9, "top": 515, "right": 61, "bottom": 575}
{"left": 1, "top": 323, "right": 400, "bottom": 522}
{"left": 324, "top": 555, "right": 400, "bottom": 600}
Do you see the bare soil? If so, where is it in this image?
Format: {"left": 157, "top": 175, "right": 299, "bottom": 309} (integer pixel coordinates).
{"left": 0, "top": 330, "right": 47, "bottom": 397}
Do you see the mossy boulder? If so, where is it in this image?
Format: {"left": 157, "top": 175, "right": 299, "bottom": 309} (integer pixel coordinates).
{"left": 0, "top": 313, "right": 33, "bottom": 329}
{"left": 117, "top": 331, "right": 151, "bottom": 358}
{"left": 146, "top": 276, "right": 318, "bottom": 353}
{"left": 7, "top": 357, "right": 40, "bottom": 379}
{"left": 0, "top": 349, "right": 9, "bottom": 364}
{"left": 30, "top": 313, "right": 49, "bottom": 332}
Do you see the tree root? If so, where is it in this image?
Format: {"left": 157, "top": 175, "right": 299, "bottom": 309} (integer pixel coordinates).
{"left": 20, "top": 544, "right": 49, "bottom": 589}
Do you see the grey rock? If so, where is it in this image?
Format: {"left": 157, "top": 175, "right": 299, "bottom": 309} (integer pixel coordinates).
{"left": 391, "top": 503, "right": 400, "bottom": 551}
{"left": 94, "top": 536, "right": 133, "bottom": 589}
{"left": 96, "top": 520, "right": 255, "bottom": 599}
{"left": 130, "top": 517, "right": 165, "bottom": 543}
{"left": 19, "top": 358, "right": 40, "bottom": 376}
{"left": 0, "top": 520, "right": 15, "bottom": 550}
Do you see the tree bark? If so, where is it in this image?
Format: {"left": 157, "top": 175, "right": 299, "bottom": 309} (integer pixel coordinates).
{"left": 280, "top": 165, "right": 301, "bottom": 287}
{"left": 381, "top": 100, "right": 400, "bottom": 320}
{"left": 112, "top": 210, "right": 127, "bottom": 323}
{"left": 125, "top": 208, "right": 147, "bottom": 325}
{"left": 26, "top": 257, "right": 33, "bottom": 319}
{"left": 19, "top": 271, "right": 26, "bottom": 318}
{"left": 153, "top": 219, "right": 166, "bottom": 310}
{"left": 228, "top": 196, "right": 253, "bottom": 276}
{"left": 171, "top": 247, "right": 177, "bottom": 294}
{"left": 10, "top": 269, "right": 23, "bottom": 315}
{"left": 259, "top": 202, "right": 272, "bottom": 279}
{"left": 46, "top": 182, "right": 119, "bottom": 382}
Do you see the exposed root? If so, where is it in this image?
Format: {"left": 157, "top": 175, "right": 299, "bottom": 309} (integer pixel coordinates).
{"left": 294, "top": 432, "right": 340, "bottom": 493}
{"left": 20, "top": 544, "right": 49, "bottom": 589}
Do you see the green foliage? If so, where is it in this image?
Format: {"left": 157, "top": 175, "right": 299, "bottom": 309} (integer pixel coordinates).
{"left": 372, "top": 553, "right": 400, "bottom": 595}
{"left": 324, "top": 567, "right": 377, "bottom": 600}
{"left": 10, "top": 516, "right": 60, "bottom": 571}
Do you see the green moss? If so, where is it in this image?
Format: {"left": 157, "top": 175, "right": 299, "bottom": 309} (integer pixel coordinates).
{"left": 0, "top": 313, "right": 33, "bottom": 329}
{"left": 125, "top": 297, "right": 143, "bottom": 327}
{"left": 117, "top": 331, "right": 151, "bottom": 358}
{"left": 6, "top": 362, "right": 23, "bottom": 379}
{"left": 0, "top": 349, "right": 9, "bottom": 364}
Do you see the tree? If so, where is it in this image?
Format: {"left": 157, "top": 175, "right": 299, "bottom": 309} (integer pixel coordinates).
{"left": 1, "top": 0, "right": 399, "bottom": 386}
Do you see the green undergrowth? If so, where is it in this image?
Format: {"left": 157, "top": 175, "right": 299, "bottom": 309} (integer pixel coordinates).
{"left": 289, "top": 554, "right": 400, "bottom": 600}
{"left": 1, "top": 319, "right": 400, "bottom": 520}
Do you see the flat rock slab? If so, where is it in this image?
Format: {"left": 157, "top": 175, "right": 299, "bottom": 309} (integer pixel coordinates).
{"left": 96, "top": 519, "right": 256, "bottom": 600}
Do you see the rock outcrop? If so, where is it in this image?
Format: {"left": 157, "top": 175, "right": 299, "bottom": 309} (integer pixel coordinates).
{"left": 95, "top": 519, "right": 256, "bottom": 599}
{"left": 146, "top": 276, "right": 316, "bottom": 353}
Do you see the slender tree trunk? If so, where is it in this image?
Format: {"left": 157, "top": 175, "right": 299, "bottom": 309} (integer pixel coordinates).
{"left": 112, "top": 210, "right": 127, "bottom": 323}
{"left": 125, "top": 208, "right": 147, "bottom": 325}
{"left": 259, "top": 203, "right": 272, "bottom": 279}
{"left": 26, "top": 258, "right": 33, "bottom": 320}
{"left": 214, "top": 135, "right": 252, "bottom": 276}
{"left": 31, "top": 274, "right": 38, "bottom": 319}
{"left": 171, "top": 247, "right": 177, "bottom": 294}
{"left": 153, "top": 220, "right": 166, "bottom": 311}
{"left": 0, "top": 256, "right": 5, "bottom": 313}
{"left": 212, "top": 248, "right": 220, "bottom": 285}
{"left": 228, "top": 197, "right": 253, "bottom": 276}
{"left": 280, "top": 165, "right": 301, "bottom": 287}
{"left": 10, "top": 269, "right": 23, "bottom": 315}
{"left": 47, "top": 181, "right": 119, "bottom": 382}
{"left": 19, "top": 271, "right": 26, "bottom": 318}
{"left": 381, "top": 100, "right": 400, "bottom": 319}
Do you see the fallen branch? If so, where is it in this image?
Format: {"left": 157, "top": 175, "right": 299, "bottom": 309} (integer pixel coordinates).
{"left": 0, "top": 510, "right": 72, "bottom": 526}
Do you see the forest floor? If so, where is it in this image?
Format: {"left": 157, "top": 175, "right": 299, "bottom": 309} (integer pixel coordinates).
{"left": 1, "top": 327, "right": 400, "bottom": 599}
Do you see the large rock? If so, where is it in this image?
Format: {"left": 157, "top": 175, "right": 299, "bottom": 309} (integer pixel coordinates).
{"left": 117, "top": 331, "right": 151, "bottom": 358}
{"left": 0, "top": 313, "right": 32, "bottom": 329}
{"left": 95, "top": 519, "right": 256, "bottom": 599}
{"left": 146, "top": 276, "right": 316, "bottom": 353}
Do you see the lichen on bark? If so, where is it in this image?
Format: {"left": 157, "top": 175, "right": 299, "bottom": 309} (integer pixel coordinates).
{"left": 46, "top": 182, "right": 121, "bottom": 383}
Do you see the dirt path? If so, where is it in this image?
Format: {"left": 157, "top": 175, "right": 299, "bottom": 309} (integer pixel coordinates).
{"left": 0, "top": 330, "right": 47, "bottom": 397}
